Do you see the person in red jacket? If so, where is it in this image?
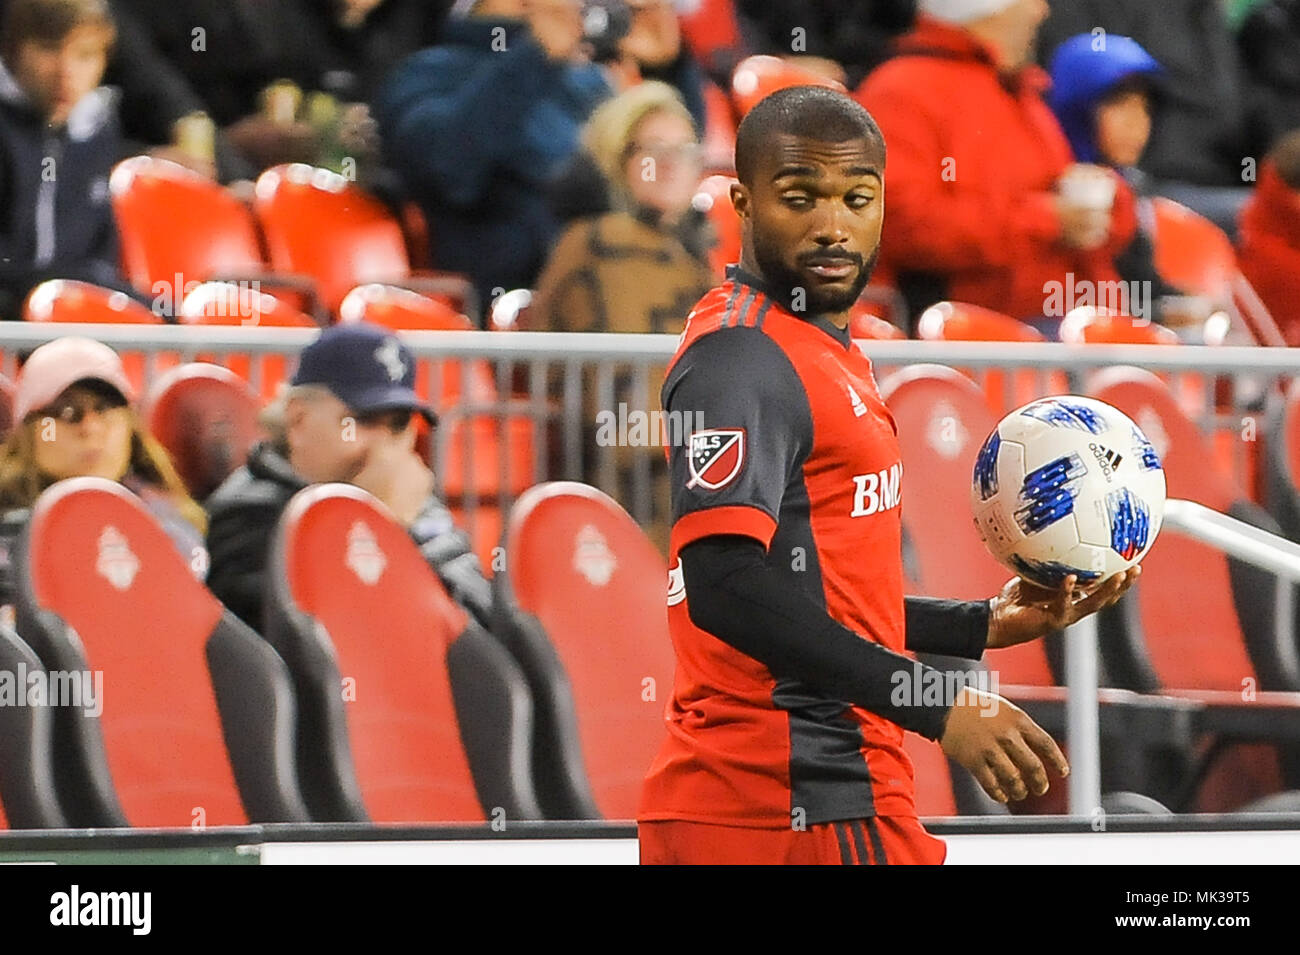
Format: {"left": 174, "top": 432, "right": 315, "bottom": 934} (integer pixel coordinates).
{"left": 1238, "top": 130, "right": 1300, "bottom": 346}
{"left": 855, "top": 0, "right": 1138, "bottom": 331}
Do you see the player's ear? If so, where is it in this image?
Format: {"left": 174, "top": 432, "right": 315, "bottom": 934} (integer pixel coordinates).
{"left": 730, "top": 181, "right": 751, "bottom": 222}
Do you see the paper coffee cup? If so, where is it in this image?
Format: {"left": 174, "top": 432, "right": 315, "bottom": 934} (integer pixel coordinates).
{"left": 1059, "top": 166, "right": 1117, "bottom": 211}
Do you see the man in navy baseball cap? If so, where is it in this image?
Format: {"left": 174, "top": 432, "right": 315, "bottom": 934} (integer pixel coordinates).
{"left": 205, "top": 321, "right": 492, "bottom": 632}
{"left": 288, "top": 323, "right": 437, "bottom": 427}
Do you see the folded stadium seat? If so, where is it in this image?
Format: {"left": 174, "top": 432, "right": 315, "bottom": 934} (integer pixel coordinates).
{"left": 13, "top": 477, "right": 310, "bottom": 827}
{"left": 1058, "top": 305, "right": 1207, "bottom": 420}
{"left": 916, "top": 301, "right": 1068, "bottom": 414}
{"left": 691, "top": 174, "right": 741, "bottom": 280}
{"left": 145, "top": 363, "right": 264, "bottom": 501}
{"left": 880, "top": 365, "right": 1203, "bottom": 809}
{"left": 21, "top": 279, "right": 169, "bottom": 393}
{"left": 493, "top": 481, "right": 676, "bottom": 819}
{"left": 1150, "top": 197, "right": 1236, "bottom": 304}
{"left": 253, "top": 163, "right": 478, "bottom": 322}
{"left": 729, "top": 54, "right": 845, "bottom": 119}
{"left": 849, "top": 307, "right": 906, "bottom": 341}
{"left": 109, "top": 155, "right": 319, "bottom": 319}
{"left": 0, "top": 625, "right": 66, "bottom": 828}
{"left": 178, "top": 281, "right": 318, "bottom": 400}
{"left": 265, "top": 483, "right": 540, "bottom": 823}
{"left": 1090, "top": 367, "right": 1300, "bottom": 809}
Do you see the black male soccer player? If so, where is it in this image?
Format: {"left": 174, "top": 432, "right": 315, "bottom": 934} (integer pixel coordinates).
{"left": 638, "top": 86, "right": 1138, "bottom": 865}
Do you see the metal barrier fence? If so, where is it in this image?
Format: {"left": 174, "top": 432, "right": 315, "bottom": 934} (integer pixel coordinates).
{"left": 5, "top": 324, "right": 1300, "bottom": 818}
{"left": 2, "top": 325, "right": 1296, "bottom": 533}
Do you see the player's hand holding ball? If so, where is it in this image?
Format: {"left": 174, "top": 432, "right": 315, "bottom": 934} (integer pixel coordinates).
{"left": 985, "top": 566, "right": 1140, "bottom": 649}
{"left": 940, "top": 686, "right": 1070, "bottom": 804}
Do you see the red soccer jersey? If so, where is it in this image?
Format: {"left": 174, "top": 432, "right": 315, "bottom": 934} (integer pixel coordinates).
{"left": 640, "top": 265, "right": 918, "bottom": 828}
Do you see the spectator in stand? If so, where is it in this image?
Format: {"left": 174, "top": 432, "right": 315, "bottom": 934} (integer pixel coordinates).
{"left": 1036, "top": 0, "right": 1256, "bottom": 237}
{"left": 855, "top": 0, "right": 1137, "bottom": 331}
{"left": 372, "top": 0, "right": 610, "bottom": 318}
{"left": 1047, "top": 32, "right": 1200, "bottom": 324}
{"left": 617, "top": 0, "right": 707, "bottom": 132}
{"left": 0, "top": 337, "right": 206, "bottom": 606}
{"left": 1236, "top": 0, "right": 1300, "bottom": 155}
{"left": 0, "top": 0, "right": 137, "bottom": 319}
{"left": 205, "top": 323, "right": 492, "bottom": 632}
{"left": 734, "top": 0, "right": 917, "bottom": 90}
{"left": 535, "top": 81, "right": 712, "bottom": 335}
{"left": 108, "top": 0, "right": 449, "bottom": 176}
{"left": 1238, "top": 130, "right": 1300, "bottom": 345}
{"left": 534, "top": 82, "right": 709, "bottom": 551}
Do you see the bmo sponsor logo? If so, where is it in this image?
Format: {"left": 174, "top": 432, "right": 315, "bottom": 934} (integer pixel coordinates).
{"left": 851, "top": 463, "right": 902, "bottom": 518}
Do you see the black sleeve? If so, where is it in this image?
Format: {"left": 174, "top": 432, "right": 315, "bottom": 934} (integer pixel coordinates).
{"left": 903, "top": 596, "right": 990, "bottom": 660}
{"left": 681, "top": 535, "right": 955, "bottom": 741}
{"left": 204, "top": 496, "right": 280, "bottom": 632}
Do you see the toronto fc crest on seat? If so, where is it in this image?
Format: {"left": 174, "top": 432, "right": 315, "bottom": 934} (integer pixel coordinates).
{"left": 345, "top": 520, "right": 386, "bottom": 585}
{"left": 573, "top": 524, "right": 617, "bottom": 586}
{"left": 96, "top": 525, "right": 140, "bottom": 591}
{"left": 686, "top": 428, "right": 745, "bottom": 490}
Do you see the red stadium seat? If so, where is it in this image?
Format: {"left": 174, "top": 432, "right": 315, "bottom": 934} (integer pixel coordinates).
{"left": 22, "top": 279, "right": 160, "bottom": 325}
{"left": 21, "top": 279, "right": 168, "bottom": 392}
{"left": 13, "top": 477, "right": 309, "bottom": 826}
{"left": 1058, "top": 306, "right": 1181, "bottom": 346}
{"left": 1090, "top": 368, "right": 1300, "bottom": 809}
{"left": 691, "top": 174, "right": 741, "bottom": 280}
{"left": 880, "top": 366, "right": 1207, "bottom": 809}
{"left": 916, "top": 301, "right": 1066, "bottom": 413}
{"left": 253, "top": 163, "right": 477, "bottom": 321}
{"left": 338, "top": 283, "right": 470, "bottom": 331}
{"left": 145, "top": 363, "right": 263, "bottom": 501}
{"left": 1059, "top": 305, "right": 1206, "bottom": 418}
{"left": 849, "top": 304, "right": 907, "bottom": 341}
{"left": 178, "top": 280, "right": 320, "bottom": 329}
{"left": 0, "top": 625, "right": 66, "bottom": 827}
{"left": 177, "top": 281, "right": 318, "bottom": 399}
{"left": 729, "top": 55, "right": 845, "bottom": 119}
{"left": 494, "top": 482, "right": 676, "bottom": 819}
{"left": 1150, "top": 197, "right": 1236, "bottom": 302}
{"left": 265, "top": 483, "right": 539, "bottom": 822}
{"left": 879, "top": 365, "right": 1054, "bottom": 687}
{"left": 109, "top": 155, "right": 317, "bottom": 318}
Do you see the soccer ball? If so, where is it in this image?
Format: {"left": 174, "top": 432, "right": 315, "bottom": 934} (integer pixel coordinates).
{"left": 970, "top": 396, "right": 1166, "bottom": 589}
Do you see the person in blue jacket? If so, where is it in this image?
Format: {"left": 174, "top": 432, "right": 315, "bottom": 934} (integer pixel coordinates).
{"left": 0, "top": 0, "right": 135, "bottom": 319}
{"left": 373, "top": 0, "right": 611, "bottom": 320}
{"left": 1048, "top": 32, "right": 1186, "bottom": 319}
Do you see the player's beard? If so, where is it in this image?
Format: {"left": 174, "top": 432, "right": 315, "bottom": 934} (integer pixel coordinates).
{"left": 752, "top": 234, "right": 879, "bottom": 316}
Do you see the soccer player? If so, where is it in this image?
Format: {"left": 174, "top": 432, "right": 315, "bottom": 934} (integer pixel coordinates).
{"left": 637, "top": 86, "right": 1139, "bottom": 865}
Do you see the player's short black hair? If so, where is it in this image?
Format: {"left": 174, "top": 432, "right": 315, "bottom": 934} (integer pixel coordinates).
{"left": 734, "top": 86, "right": 885, "bottom": 187}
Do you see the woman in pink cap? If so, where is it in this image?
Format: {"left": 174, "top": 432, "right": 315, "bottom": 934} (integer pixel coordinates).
{"left": 0, "top": 337, "right": 205, "bottom": 603}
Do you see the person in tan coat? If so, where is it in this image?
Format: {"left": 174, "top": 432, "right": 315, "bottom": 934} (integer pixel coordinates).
{"left": 534, "top": 80, "right": 715, "bottom": 550}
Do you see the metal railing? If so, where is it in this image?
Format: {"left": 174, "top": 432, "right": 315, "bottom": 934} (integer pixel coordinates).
{"left": 6, "top": 325, "right": 1300, "bottom": 817}
{"left": 1060, "top": 501, "right": 1300, "bottom": 818}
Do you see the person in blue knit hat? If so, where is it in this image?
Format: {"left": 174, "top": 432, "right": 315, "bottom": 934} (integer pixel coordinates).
{"left": 1047, "top": 33, "right": 1194, "bottom": 322}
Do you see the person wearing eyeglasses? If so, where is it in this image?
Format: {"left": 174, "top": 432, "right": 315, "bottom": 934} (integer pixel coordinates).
{"left": 534, "top": 81, "right": 713, "bottom": 552}
{"left": 0, "top": 336, "right": 206, "bottom": 609}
